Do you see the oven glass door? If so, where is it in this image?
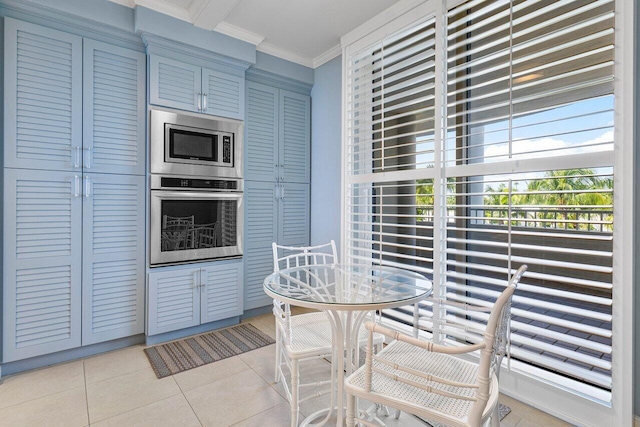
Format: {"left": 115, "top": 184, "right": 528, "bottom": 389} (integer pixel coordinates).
{"left": 150, "top": 191, "right": 243, "bottom": 265}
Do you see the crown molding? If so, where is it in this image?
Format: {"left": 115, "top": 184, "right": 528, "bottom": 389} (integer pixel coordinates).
{"left": 141, "top": 32, "right": 252, "bottom": 74}
{"left": 214, "top": 21, "right": 264, "bottom": 46}
{"left": 188, "top": 0, "right": 210, "bottom": 23}
{"left": 246, "top": 68, "right": 312, "bottom": 95}
{"left": 257, "top": 41, "right": 313, "bottom": 68}
{"left": 108, "top": 0, "right": 134, "bottom": 7}
{"left": 135, "top": 0, "right": 190, "bottom": 22}
{"left": 340, "top": 0, "right": 425, "bottom": 47}
{"left": 0, "top": 0, "right": 144, "bottom": 51}
{"left": 313, "top": 43, "right": 341, "bottom": 68}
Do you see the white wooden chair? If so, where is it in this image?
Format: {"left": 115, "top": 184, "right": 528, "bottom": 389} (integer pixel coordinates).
{"left": 345, "top": 265, "right": 527, "bottom": 427}
{"left": 272, "top": 241, "right": 385, "bottom": 426}
{"left": 271, "top": 241, "right": 338, "bottom": 427}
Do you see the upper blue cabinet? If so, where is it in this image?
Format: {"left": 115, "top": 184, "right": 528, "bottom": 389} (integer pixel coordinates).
{"left": 149, "top": 55, "right": 245, "bottom": 121}
{"left": 245, "top": 81, "right": 310, "bottom": 184}
{"left": 4, "top": 19, "right": 82, "bottom": 172}
{"left": 4, "top": 19, "right": 146, "bottom": 175}
{"left": 83, "top": 40, "right": 146, "bottom": 175}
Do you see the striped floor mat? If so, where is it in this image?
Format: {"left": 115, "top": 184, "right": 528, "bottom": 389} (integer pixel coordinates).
{"left": 144, "top": 323, "right": 275, "bottom": 378}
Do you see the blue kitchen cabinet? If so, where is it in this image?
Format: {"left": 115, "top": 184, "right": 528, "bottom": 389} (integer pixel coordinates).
{"left": 83, "top": 39, "right": 146, "bottom": 176}
{"left": 81, "top": 173, "right": 146, "bottom": 345}
{"left": 200, "top": 260, "right": 244, "bottom": 324}
{"left": 4, "top": 18, "right": 83, "bottom": 172}
{"left": 147, "top": 259, "right": 244, "bottom": 336}
{"left": 147, "top": 266, "right": 200, "bottom": 336}
{"left": 243, "top": 180, "right": 309, "bottom": 310}
{"left": 150, "top": 55, "right": 245, "bottom": 120}
{"left": 3, "top": 18, "right": 147, "bottom": 361}
{"left": 4, "top": 19, "right": 146, "bottom": 175}
{"left": 278, "top": 182, "right": 311, "bottom": 246}
{"left": 279, "top": 90, "right": 311, "bottom": 184}
{"left": 3, "top": 169, "right": 83, "bottom": 362}
{"left": 3, "top": 170, "right": 147, "bottom": 360}
{"left": 245, "top": 82, "right": 279, "bottom": 183}
{"left": 243, "top": 181, "right": 278, "bottom": 310}
{"left": 245, "top": 81, "right": 310, "bottom": 184}
{"left": 243, "top": 80, "right": 311, "bottom": 310}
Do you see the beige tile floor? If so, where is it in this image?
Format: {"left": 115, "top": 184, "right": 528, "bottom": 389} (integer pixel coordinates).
{"left": 0, "top": 312, "right": 574, "bottom": 427}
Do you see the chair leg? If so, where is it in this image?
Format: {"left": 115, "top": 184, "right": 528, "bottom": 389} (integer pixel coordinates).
{"left": 290, "top": 358, "right": 299, "bottom": 427}
{"left": 274, "top": 327, "right": 281, "bottom": 383}
{"left": 346, "top": 393, "right": 356, "bottom": 427}
{"left": 490, "top": 404, "right": 500, "bottom": 427}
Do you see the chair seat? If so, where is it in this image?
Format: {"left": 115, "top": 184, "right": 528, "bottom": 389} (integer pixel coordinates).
{"left": 284, "top": 312, "right": 385, "bottom": 357}
{"left": 345, "top": 340, "right": 498, "bottom": 426}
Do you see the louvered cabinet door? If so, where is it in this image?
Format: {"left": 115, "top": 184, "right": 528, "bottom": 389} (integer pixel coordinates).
{"left": 3, "top": 169, "right": 82, "bottom": 362}
{"left": 4, "top": 18, "right": 82, "bottom": 171}
{"left": 83, "top": 40, "right": 146, "bottom": 175}
{"left": 202, "top": 68, "right": 244, "bottom": 120}
{"left": 201, "top": 259, "right": 243, "bottom": 324}
{"left": 245, "top": 82, "right": 278, "bottom": 182}
{"left": 279, "top": 183, "right": 310, "bottom": 247}
{"left": 279, "top": 90, "right": 310, "bottom": 184}
{"left": 82, "top": 174, "right": 145, "bottom": 345}
{"left": 149, "top": 55, "right": 201, "bottom": 113}
{"left": 244, "top": 181, "right": 278, "bottom": 310}
{"left": 148, "top": 267, "right": 200, "bottom": 336}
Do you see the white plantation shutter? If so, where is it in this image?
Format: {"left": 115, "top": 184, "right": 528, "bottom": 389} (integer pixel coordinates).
{"left": 346, "top": 15, "right": 438, "bottom": 269}
{"left": 346, "top": 17, "right": 438, "bottom": 177}
{"left": 343, "top": 0, "right": 615, "bottom": 398}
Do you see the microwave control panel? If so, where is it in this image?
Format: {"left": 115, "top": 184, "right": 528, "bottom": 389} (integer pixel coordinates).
{"left": 223, "top": 136, "right": 231, "bottom": 164}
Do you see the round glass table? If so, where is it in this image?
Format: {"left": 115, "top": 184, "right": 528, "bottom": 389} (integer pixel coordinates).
{"left": 264, "top": 263, "right": 432, "bottom": 427}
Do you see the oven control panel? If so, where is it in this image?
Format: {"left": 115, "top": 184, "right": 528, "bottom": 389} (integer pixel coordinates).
{"left": 152, "top": 175, "right": 242, "bottom": 191}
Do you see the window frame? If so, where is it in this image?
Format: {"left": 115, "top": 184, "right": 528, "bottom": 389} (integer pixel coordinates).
{"left": 339, "top": 0, "right": 634, "bottom": 424}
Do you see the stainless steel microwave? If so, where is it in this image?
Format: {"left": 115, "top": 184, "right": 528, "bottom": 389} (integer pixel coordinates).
{"left": 150, "top": 108, "right": 243, "bottom": 179}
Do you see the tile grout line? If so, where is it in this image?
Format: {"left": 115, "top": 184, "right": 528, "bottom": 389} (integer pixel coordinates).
{"left": 0, "top": 361, "right": 87, "bottom": 412}
{"left": 231, "top": 359, "right": 289, "bottom": 426}
{"left": 83, "top": 360, "right": 91, "bottom": 427}
{"left": 174, "top": 374, "right": 204, "bottom": 427}
{"left": 85, "top": 365, "right": 151, "bottom": 387}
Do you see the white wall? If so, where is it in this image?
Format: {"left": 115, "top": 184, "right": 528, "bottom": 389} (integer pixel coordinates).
{"left": 310, "top": 56, "right": 342, "bottom": 254}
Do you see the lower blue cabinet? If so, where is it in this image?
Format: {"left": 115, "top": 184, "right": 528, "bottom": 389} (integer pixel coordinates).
{"left": 147, "top": 258, "right": 243, "bottom": 336}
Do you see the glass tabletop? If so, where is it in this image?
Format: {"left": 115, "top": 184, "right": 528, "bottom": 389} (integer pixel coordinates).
{"left": 263, "top": 263, "right": 432, "bottom": 309}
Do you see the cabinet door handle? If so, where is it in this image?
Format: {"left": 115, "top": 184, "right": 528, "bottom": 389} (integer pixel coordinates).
{"left": 73, "top": 175, "right": 80, "bottom": 198}
{"left": 84, "top": 175, "right": 91, "bottom": 198}
{"left": 281, "top": 185, "right": 285, "bottom": 200}
{"left": 275, "top": 185, "right": 280, "bottom": 200}
{"left": 200, "top": 270, "right": 206, "bottom": 292}
{"left": 73, "top": 146, "right": 81, "bottom": 168}
{"left": 196, "top": 93, "right": 202, "bottom": 111}
{"left": 84, "top": 147, "right": 92, "bottom": 169}
{"left": 193, "top": 271, "right": 200, "bottom": 289}
{"left": 202, "top": 94, "right": 207, "bottom": 112}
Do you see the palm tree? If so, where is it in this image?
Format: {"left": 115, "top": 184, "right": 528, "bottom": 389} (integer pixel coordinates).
{"left": 483, "top": 169, "right": 613, "bottom": 231}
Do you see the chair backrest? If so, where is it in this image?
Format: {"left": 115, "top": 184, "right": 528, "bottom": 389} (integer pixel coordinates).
{"left": 470, "top": 264, "right": 527, "bottom": 424}
{"left": 272, "top": 241, "right": 338, "bottom": 272}
{"left": 162, "top": 215, "right": 194, "bottom": 228}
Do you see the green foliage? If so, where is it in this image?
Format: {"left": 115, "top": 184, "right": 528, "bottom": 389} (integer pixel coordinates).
{"left": 482, "top": 169, "right": 613, "bottom": 231}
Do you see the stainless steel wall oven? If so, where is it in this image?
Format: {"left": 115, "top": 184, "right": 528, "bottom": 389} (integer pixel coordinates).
{"left": 150, "top": 108, "right": 244, "bottom": 265}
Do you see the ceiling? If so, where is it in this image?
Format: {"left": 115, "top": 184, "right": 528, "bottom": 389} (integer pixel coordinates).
{"left": 108, "top": 0, "right": 401, "bottom": 68}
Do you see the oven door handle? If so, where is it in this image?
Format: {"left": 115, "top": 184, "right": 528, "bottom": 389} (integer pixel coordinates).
{"left": 151, "top": 191, "right": 243, "bottom": 201}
